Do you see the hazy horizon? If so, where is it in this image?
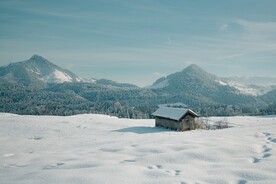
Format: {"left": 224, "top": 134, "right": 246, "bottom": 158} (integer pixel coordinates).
{"left": 1, "top": 0, "right": 276, "bottom": 86}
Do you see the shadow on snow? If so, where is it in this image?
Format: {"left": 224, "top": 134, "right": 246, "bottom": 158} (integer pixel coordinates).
{"left": 113, "top": 126, "right": 171, "bottom": 134}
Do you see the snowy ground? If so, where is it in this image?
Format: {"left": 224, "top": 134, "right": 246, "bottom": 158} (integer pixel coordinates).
{"left": 0, "top": 113, "right": 275, "bottom": 184}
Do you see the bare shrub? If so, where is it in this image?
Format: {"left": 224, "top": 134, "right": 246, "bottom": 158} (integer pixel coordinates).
{"left": 213, "top": 118, "right": 228, "bottom": 129}
{"left": 195, "top": 117, "right": 229, "bottom": 130}
{"left": 195, "top": 117, "right": 210, "bottom": 130}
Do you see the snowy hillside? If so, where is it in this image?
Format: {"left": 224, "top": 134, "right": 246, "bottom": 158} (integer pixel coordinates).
{"left": 0, "top": 55, "right": 83, "bottom": 86}
{"left": 216, "top": 80, "right": 262, "bottom": 96}
{"left": 216, "top": 79, "right": 275, "bottom": 96}
{"left": 41, "top": 69, "right": 81, "bottom": 83}
{"left": 0, "top": 113, "right": 275, "bottom": 184}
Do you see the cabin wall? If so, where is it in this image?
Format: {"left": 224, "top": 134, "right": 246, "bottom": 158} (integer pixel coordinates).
{"left": 180, "top": 115, "right": 196, "bottom": 131}
{"left": 155, "top": 117, "right": 179, "bottom": 130}
{"left": 155, "top": 115, "right": 196, "bottom": 131}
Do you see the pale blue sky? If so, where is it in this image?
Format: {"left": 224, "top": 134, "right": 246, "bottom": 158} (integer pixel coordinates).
{"left": 0, "top": 0, "right": 276, "bottom": 86}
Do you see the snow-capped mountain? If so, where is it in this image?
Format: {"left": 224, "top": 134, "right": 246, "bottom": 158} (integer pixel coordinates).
{"left": 149, "top": 64, "right": 228, "bottom": 97}
{"left": 0, "top": 55, "right": 140, "bottom": 88}
{"left": 148, "top": 64, "right": 266, "bottom": 107}
{"left": 0, "top": 55, "right": 83, "bottom": 86}
{"left": 150, "top": 64, "right": 276, "bottom": 97}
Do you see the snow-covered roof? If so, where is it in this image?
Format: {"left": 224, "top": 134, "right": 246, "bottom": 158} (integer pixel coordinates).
{"left": 152, "top": 107, "right": 199, "bottom": 121}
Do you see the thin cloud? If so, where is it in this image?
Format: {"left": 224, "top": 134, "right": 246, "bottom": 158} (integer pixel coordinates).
{"left": 234, "top": 19, "right": 276, "bottom": 41}
{"left": 235, "top": 19, "right": 276, "bottom": 32}
{"left": 220, "top": 24, "right": 228, "bottom": 30}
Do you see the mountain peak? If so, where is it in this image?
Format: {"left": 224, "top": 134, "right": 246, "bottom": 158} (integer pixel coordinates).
{"left": 150, "top": 63, "right": 219, "bottom": 90}
{"left": 30, "top": 54, "right": 46, "bottom": 61}
{"left": 28, "top": 55, "right": 51, "bottom": 65}
{"left": 182, "top": 64, "right": 217, "bottom": 78}
{"left": 187, "top": 64, "right": 200, "bottom": 68}
{"left": 184, "top": 64, "right": 204, "bottom": 72}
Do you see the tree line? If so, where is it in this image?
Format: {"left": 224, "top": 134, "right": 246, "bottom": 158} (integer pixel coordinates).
{"left": 0, "top": 82, "right": 275, "bottom": 118}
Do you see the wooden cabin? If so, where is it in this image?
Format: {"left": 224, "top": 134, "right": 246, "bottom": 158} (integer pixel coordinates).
{"left": 152, "top": 107, "right": 199, "bottom": 131}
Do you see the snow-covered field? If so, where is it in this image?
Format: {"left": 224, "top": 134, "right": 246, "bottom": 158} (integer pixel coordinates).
{"left": 0, "top": 113, "right": 275, "bottom": 184}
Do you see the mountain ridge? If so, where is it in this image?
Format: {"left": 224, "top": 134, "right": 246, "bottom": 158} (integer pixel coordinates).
{"left": 1, "top": 55, "right": 275, "bottom": 95}
{"left": 0, "top": 55, "right": 275, "bottom": 117}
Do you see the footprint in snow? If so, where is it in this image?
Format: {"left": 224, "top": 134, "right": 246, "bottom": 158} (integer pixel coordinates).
{"left": 28, "top": 136, "right": 42, "bottom": 140}
{"left": 237, "top": 179, "right": 248, "bottom": 184}
{"left": 263, "top": 132, "right": 275, "bottom": 144}
{"left": 120, "top": 159, "right": 136, "bottom": 163}
{"left": 131, "top": 144, "right": 139, "bottom": 147}
{"left": 252, "top": 132, "right": 273, "bottom": 163}
{"left": 180, "top": 182, "right": 188, "bottom": 184}
{"left": 147, "top": 165, "right": 181, "bottom": 176}
{"left": 271, "top": 138, "right": 276, "bottom": 143}
{"left": 43, "top": 162, "right": 65, "bottom": 170}
{"left": 76, "top": 125, "right": 87, "bottom": 129}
